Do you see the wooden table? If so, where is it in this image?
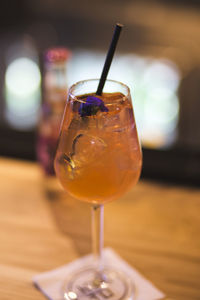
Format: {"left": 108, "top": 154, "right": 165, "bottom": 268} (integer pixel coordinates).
{"left": 0, "top": 158, "right": 200, "bottom": 300}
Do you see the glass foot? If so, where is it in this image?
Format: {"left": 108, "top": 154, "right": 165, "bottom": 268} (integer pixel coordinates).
{"left": 63, "top": 267, "right": 135, "bottom": 300}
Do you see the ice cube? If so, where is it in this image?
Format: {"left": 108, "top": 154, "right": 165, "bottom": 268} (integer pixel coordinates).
{"left": 71, "top": 134, "right": 107, "bottom": 167}
{"left": 58, "top": 153, "right": 77, "bottom": 179}
{"left": 100, "top": 111, "right": 120, "bottom": 131}
{"left": 57, "top": 134, "right": 107, "bottom": 180}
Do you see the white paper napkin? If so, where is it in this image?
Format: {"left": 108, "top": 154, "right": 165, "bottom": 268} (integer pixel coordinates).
{"left": 33, "top": 248, "right": 165, "bottom": 300}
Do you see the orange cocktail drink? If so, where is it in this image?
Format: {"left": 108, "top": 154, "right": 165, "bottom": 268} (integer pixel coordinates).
{"left": 54, "top": 80, "right": 142, "bottom": 204}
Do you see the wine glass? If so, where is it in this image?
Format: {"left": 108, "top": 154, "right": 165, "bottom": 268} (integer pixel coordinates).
{"left": 54, "top": 79, "right": 142, "bottom": 300}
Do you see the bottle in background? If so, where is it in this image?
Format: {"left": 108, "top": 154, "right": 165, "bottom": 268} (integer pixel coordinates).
{"left": 36, "top": 47, "right": 71, "bottom": 185}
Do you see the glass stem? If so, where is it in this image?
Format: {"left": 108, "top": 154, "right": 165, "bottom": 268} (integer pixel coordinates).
{"left": 92, "top": 204, "right": 104, "bottom": 273}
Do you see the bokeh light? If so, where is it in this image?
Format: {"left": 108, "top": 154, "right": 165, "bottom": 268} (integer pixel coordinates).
{"left": 5, "top": 57, "right": 41, "bottom": 130}
{"left": 5, "top": 57, "right": 41, "bottom": 97}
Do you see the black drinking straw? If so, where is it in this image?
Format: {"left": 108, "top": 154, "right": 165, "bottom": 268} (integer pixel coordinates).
{"left": 96, "top": 23, "right": 123, "bottom": 96}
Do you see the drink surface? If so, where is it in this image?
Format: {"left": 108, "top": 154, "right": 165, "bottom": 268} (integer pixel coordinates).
{"left": 55, "top": 92, "right": 142, "bottom": 204}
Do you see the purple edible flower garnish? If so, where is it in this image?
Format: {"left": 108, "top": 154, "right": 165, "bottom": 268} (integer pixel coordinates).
{"left": 78, "top": 96, "right": 108, "bottom": 117}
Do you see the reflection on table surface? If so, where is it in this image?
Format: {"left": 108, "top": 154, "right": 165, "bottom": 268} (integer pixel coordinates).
{"left": 0, "top": 157, "right": 200, "bottom": 300}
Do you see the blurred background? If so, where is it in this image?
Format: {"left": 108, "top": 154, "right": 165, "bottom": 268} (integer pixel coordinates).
{"left": 0, "top": 0, "right": 200, "bottom": 186}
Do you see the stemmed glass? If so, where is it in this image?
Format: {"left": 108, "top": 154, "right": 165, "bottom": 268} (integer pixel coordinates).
{"left": 54, "top": 79, "right": 142, "bottom": 300}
